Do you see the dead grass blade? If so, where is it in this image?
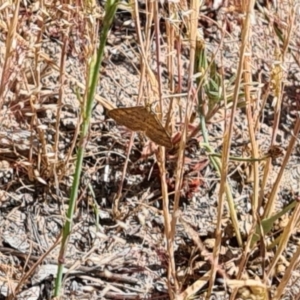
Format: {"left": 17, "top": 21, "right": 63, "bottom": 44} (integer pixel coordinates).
{"left": 214, "top": 1, "right": 256, "bottom": 300}
{"left": 0, "top": 0, "right": 20, "bottom": 111}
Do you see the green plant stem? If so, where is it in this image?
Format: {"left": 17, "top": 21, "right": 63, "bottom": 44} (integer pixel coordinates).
{"left": 196, "top": 46, "right": 242, "bottom": 247}
{"left": 54, "top": 0, "right": 119, "bottom": 296}
{"left": 251, "top": 199, "right": 297, "bottom": 247}
{"left": 201, "top": 142, "right": 243, "bottom": 247}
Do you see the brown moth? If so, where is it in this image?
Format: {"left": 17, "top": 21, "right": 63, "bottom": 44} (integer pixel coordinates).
{"left": 108, "top": 106, "right": 172, "bottom": 148}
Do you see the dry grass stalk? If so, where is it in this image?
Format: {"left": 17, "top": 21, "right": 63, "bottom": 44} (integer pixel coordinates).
{"left": 263, "top": 7, "right": 295, "bottom": 218}
{"left": 210, "top": 0, "right": 256, "bottom": 298}
{"left": 153, "top": 0, "right": 202, "bottom": 294}
{"left": 273, "top": 219, "right": 300, "bottom": 299}
{"left": 152, "top": 0, "right": 176, "bottom": 293}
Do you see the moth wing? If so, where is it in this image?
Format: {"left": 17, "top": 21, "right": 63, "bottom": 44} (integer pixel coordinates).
{"left": 145, "top": 113, "right": 172, "bottom": 148}
{"left": 145, "top": 127, "right": 172, "bottom": 148}
{"left": 108, "top": 107, "right": 148, "bottom": 132}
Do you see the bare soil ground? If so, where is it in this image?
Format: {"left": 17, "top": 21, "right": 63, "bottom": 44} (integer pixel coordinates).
{"left": 1, "top": 0, "right": 300, "bottom": 299}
